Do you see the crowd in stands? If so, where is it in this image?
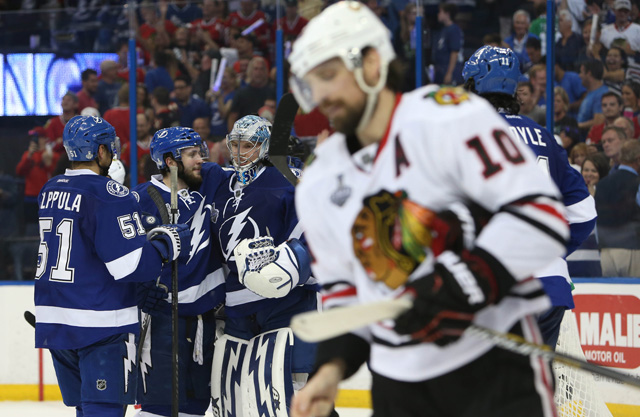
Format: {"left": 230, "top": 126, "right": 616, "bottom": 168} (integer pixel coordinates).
{"left": 2, "top": 0, "right": 640, "bottom": 280}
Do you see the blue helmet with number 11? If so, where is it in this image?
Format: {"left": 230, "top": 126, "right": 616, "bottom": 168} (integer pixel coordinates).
{"left": 462, "top": 46, "right": 521, "bottom": 96}
{"left": 63, "top": 115, "right": 119, "bottom": 161}
{"left": 150, "top": 127, "right": 209, "bottom": 169}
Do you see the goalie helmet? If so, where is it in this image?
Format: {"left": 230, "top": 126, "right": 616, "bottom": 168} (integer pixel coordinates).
{"left": 63, "top": 115, "right": 119, "bottom": 161}
{"left": 226, "top": 115, "right": 271, "bottom": 186}
{"left": 462, "top": 46, "right": 521, "bottom": 96}
{"left": 288, "top": 1, "right": 395, "bottom": 113}
{"left": 150, "top": 127, "right": 209, "bottom": 169}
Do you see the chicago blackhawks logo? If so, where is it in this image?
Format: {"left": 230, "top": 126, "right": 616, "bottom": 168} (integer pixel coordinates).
{"left": 351, "top": 190, "right": 436, "bottom": 289}
{"left": 426, "top": 86, "right": 470, "bottom": 106}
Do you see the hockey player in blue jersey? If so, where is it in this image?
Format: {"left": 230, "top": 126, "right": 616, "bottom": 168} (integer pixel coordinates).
{"left": 205, "top": 115, "right": 317, "bottom": 417}
{"left": 34, "top": 115, "right": 190, "bottom": 417}
{"left": 463, "top": 46, "right": 597, "bottom": 348}
{"left": 132, "top": 127, "right": 230, "bottom": 417}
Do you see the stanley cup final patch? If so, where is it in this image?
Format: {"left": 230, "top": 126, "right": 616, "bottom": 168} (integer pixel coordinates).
{"left": 330, "top": 175, "right": 351, "bottom": 207}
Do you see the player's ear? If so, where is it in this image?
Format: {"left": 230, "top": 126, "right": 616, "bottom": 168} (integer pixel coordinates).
{"left": 165, "top": 155, "right": 176, "bottom": 168}
{"left": 362, "top": 48, "right": 382, "bottom": 87}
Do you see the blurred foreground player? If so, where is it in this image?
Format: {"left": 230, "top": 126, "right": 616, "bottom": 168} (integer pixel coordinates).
{"left": 34, "top": 116, "right": 189, "bottom": 417}
{"left": 288, "top": 2, "right": 569, "bottom": 417}
{"left": 462, "top": 46, "right": 597, "bottom": 349}
{"left": 133, "top": 127, "right": 228, "bottom": 417}
{"left": 207, "top": 115, "right": 317, "bottom": 416}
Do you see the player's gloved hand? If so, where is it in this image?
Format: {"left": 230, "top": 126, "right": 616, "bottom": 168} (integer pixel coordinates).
{"left": 394, "top": 248, "right": 516, "bottom": 346}
{"left": 147, "top": 224, "right": 191, "bottom": 263}
{"left": 136, "top": 281, "right": 169, "bottom": 315}
{"left": 428, "top": 202, "right": 491, "bottom": 257}
{"left": 140, "top": 212, "right": 160, "bottom": 232}
{"left": 234, "top": 237, "right": 309, "bottom": 298}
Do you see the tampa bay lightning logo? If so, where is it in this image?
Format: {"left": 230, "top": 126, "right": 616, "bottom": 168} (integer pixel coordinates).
{"left": 219, "top": 207, "right": 260, "bottom": 260}
{"left": 106, "top": 180, "right": 130, "bottom": 197}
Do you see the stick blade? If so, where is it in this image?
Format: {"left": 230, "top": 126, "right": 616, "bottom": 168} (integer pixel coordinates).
{"left": 270, "top": 93, "right": 300, "bottom": 186}
{"left": 290, "top": 297, "right": 412, "bottom": 342}
{"left": 24, "top": 310, "right": 36, "bottom": 328}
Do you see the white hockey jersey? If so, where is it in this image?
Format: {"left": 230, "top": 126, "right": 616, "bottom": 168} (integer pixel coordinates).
{"left": 296, "top": 86, "right": 570, "bottom": 382}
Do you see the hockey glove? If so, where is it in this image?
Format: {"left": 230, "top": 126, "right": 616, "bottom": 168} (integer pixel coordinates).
{"left": 147, "top": 224, "right": 191, "bottom": 263}
{"left": 234, "top": 237, "right": 310, "bottom": 298}
{"left": 394, "top": 248, "right": 516, "bottom": 346}
{"left": 136, "top": 281, "right": 169, "bottom": 315}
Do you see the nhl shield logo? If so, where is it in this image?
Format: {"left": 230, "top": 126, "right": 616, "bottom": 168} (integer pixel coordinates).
{"left": 330, "top": 175, "right": 351, "bottom": 207}
{"left": 96, "top": 379, "right": 107, "bottom": 391}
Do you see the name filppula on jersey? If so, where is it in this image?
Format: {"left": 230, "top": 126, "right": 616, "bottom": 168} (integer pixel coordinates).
{"left": 40, "top": 191, "right": 82, "bottom": 212}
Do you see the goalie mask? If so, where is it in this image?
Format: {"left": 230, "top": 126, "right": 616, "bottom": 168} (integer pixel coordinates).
{"left": 226, "top": 115, "right": 272, "bottom": 186}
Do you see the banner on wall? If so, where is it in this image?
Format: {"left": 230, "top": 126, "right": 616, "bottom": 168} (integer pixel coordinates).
{"left": 572, "top": 279, "right": 640, "bottom": 405}
{"left": 0, "top": 53, "right": 117, "bottom": 116}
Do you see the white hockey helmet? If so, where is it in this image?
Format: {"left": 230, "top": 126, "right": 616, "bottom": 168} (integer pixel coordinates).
{"left": 288, "top": 1, "right": 396, "bottom": 113}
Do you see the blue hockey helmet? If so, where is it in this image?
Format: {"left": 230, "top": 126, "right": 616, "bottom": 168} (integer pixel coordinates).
{"left": 462, "top": 46, "right": 521, "bottom": 96}
{"left": 150, "top": 127, "right": 209, "bottom": 169}
{"left": 63, "top": 115, "right": 119, "bottom": 161}
{"left": 226, "top": 115, "right": 272, "bottom": 185}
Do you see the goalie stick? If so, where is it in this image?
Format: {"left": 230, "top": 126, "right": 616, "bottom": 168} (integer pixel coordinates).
{"left": 169, "top": 165, "right": 179, "bottom": 417}
{"left": 290, "top": 297, "right": 640, "bottom": 389}
{"left": 269, "top": 93, "right": 300, "bottom": 186}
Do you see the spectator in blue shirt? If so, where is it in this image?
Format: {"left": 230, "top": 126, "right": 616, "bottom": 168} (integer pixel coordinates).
{"left": 505, "top": 9, "right": 539, "bottom": 72}
{"left": 96, "top": 60, "right": 122, "bottom": 115}
{"left": 432, "top": 3, "right": 464, "bottom": 85}
{"left": 145, "top": 50, "right": 175, "bottom": 94}
{"left": 172, "top": 75, "right": 211, "bottom": 128}
{"left": 554, "top": 61, "right": 587, "bottom": 118}
{"left": 578, "top": 60, "right": 610, "bottom": 132}
{"left": 556, "top": 9, "right": 584, "bottom": 73}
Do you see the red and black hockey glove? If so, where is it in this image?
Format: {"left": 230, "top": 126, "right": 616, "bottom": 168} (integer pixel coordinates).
{"left": 394, "top": 247, "right": 516, "bottom": 346}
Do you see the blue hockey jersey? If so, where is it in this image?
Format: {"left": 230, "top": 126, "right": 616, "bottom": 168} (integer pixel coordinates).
{"left": 35, "top": 169, "right": 167, "bottom": 350}
{"left": 502, "top": 114, "right": 597, "bottom": 307}
{"left": 133, "top": 163, "right": 229, "bottom": 316}
{"left": 206, "top": 165, "right": 315, "bottom": 318}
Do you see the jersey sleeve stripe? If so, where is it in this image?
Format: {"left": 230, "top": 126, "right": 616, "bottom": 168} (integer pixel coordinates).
{"left": 288, "top": 222, "right": 304, "bottom": 240}
{"left": 226, "top": 287, "right": 264, "bottom": 306}
{"left": 105, "top": 247, "right": 144, "bottom": 280}
{"left": 321, "top": 286, "right": 357, "bottom": 309}
{"left": 35, "top": 305, "right": 138, "bottom": 327}
{"left": 168, "top": 267, "right": 225, "bottom": 304}
{"left": 564, "top": 196, "right": 597, "bottom": 224}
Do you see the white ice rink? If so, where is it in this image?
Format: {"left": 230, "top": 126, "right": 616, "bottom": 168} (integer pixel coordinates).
{"left": 0, "top": 401, "right": 372, "bottom": 417}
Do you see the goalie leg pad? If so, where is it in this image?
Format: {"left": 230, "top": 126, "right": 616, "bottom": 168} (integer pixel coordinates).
{"left": 240, "top": 328, "right": 294, "bottom": 417}
{"left": 211, "top": 334, "right": 249, "bottom": 417}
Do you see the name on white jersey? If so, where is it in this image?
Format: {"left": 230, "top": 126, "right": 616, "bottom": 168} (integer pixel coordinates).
{"left": 508, "top": 126, "right": 547, "bottom": 148}
{"left": 40, "top": 191, "right": 82, "bottom": 213}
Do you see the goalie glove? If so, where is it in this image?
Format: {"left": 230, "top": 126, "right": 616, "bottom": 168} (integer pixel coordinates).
{"left": 147, "top": 224, "right": 191, "bottom": 263}
{"left": 234, "top": 237, "right": 311, "bottom": 298}
{"left": 394, "top": 247, "right": 516, "bottom": 346}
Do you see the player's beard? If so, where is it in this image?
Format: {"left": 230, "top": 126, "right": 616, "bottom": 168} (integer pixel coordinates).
{"left": 321, "top": 98, "right": 366, "bottom": 136}
{"left": 178, "top": 162, "right": 203, "bottom": 189}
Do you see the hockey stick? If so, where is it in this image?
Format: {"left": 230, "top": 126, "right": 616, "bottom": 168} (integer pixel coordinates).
{"left": 124, "top": 185, "right": 171, "bottom": 417}
{"left": 290, "top": 297, "right": 640, "bottom": 389}
{"left": 24, "top": 310, "right": 35, "bottom": 328}
{"left": 138, "top": 184, "right": 171, "bottom": 356}
{"left": 269, "top": 93, "right": 300, "bottom": 186}
{"left": 169, "top": 166, "right": 179, "bottom": 417}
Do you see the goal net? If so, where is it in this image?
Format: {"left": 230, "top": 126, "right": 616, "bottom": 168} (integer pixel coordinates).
{"left": 553, "top": 310, "right": 613, "bottom": 417}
